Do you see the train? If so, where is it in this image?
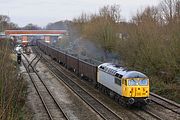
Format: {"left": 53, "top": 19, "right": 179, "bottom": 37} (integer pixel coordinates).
{"left": 37, "top": 40, "right": 151, "bottom": 106}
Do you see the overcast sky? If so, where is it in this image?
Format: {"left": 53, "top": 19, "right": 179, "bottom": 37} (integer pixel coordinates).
{"left": 0, "top": 0, "right": 161, "bottom": 27}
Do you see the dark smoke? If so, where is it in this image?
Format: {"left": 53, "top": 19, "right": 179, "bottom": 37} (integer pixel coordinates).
{"left": 46, "top": 21, "right": 120, "bottom": 65}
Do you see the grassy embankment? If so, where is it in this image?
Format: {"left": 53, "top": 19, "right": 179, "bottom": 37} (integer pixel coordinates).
{"left": 0, "top": 39, "right": 27, "bottom": 119}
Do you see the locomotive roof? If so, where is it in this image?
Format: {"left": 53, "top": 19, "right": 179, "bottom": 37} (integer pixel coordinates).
{"left": 122, "top": 71, "right": 147, "bottom": 78}
{"left": 98, "top": 63, "right": 147, "bottom": 78}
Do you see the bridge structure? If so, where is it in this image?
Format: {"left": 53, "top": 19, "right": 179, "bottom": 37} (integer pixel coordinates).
{"left": 5, "top": 30, "right": 66, "bottom": 45}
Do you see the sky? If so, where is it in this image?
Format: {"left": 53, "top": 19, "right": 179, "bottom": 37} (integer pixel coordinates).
{"left": 0, "top": 0, "right": 161, "bottom": 27}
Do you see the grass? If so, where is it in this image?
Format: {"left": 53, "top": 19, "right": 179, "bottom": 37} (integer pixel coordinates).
{"left": 150, "top": 76, "right": 180, "bottom": 103}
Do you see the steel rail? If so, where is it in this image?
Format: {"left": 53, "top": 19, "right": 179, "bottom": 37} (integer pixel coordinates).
{"left": 21, "top": 54, "right": 53, "bottom": 120}
{"left": 21, "top": 53, "right": 69, "bottom": 120}
{"left": 34, "top": 47, "right": 123, "bottom": 120}
{"left": 34, "top": 45, "right": 179, "bottom": 120}
{"left": 150, "top": 92, "right": 180, "bottom": 115}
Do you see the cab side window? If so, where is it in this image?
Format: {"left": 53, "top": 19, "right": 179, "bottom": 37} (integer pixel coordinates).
{"left": 125, "top": 79, "right": 127, "bottom": 86}
{"left": 115, "top": 78, "right": 121, "bottom": 86}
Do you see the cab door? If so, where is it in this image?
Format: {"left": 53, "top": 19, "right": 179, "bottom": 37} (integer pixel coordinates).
{"left": 122, "top": 79, "right": 128, "bottom": 97}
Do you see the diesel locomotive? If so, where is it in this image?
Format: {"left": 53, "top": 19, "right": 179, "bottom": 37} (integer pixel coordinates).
{"left": 97, "top": 63, "right": 150, "bottom": 105}
{"left": 37, "top": 41, "right": 150, "bottom": 106}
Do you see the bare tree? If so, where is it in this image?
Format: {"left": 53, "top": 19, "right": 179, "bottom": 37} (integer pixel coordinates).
{"left": 160, "top": 0, "right": 177, "bottom": 24}
{"left": 99, "top": 4, "right": 121, "bottom": 23}
{"left": 174, "top": 1, "right": 180, "bottom": 23}
{"left": 132, "top": 6, "right": 159, "bottom": 25}
{"left": 0, "top": 15, "right": 10, "bottom": 31}
{"left": 0, "top": 15, "right": 10, "bottom": 22}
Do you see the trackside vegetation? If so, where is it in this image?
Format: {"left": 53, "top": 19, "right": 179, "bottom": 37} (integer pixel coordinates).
{"left": 0, "top": 40, "right": 27, "bottom": 120}
{"left": 73, "top": 0, "right": 180, "bottom": 103}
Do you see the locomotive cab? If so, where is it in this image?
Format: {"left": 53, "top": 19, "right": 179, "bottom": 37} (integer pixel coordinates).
{"left": 121, "top": 71, "right": 150, "bottom": 105}
{"left": 97, "top": 63, "right": 150, "bottom": 106}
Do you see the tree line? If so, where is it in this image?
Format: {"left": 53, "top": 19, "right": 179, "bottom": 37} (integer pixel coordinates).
{"left": 73, "top": 0, "right": 180, "bottom": 102}
{"left": 0, "top": 15, "right": 42, "bottom": 31}
{"left": 0, "top": 15, "right": 18, "bottom": 32}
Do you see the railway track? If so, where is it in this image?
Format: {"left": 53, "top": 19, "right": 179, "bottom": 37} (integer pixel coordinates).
{"left": 47, "top": 60, "right": 164, "bottom": 120}
{"left": 130, "top": 108, "right": 163, "bottom": 120}
{"left": 150, "top": 92, "right": 180, "bottom": 115}
{"left": 33, "top": 47, "right": 123, "bottom": 120}
{"left": 34, "top": 47, "right": 169, "bottom": 120}
{"left": 21, "top": 53, "right": 69, "bottom": 120}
